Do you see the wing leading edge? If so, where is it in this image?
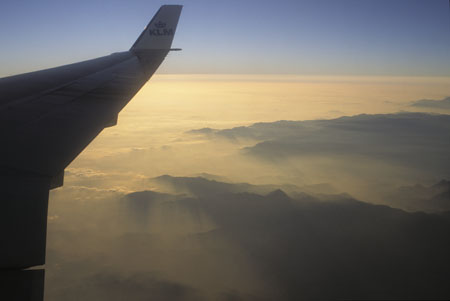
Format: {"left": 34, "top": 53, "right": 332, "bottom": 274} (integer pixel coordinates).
{"left": 0, "top": 5, "right": 182, "bottom": 269}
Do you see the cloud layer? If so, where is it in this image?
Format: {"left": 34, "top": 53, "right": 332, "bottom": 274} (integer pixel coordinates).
{"left": 46, "top": 79, "right": 450, "bottom": 299}
{"left": 410, "top": 96, "right": 450, "bottom": 111}
{"left": 189, "top": 112, "right": 450, "bottom": 204}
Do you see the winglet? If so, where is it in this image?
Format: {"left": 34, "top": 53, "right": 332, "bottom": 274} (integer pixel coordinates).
{"left": 131, "top": 5, "right": 182, "bottom": 51}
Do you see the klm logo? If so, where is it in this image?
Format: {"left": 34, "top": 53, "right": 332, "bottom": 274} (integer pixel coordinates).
{"left": 149, "top": 21, "right": 174, "bottom": 36}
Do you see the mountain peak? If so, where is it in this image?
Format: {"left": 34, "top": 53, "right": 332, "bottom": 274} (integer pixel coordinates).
{"left": 266, "top": 189, "right": 290, "bottom": 202}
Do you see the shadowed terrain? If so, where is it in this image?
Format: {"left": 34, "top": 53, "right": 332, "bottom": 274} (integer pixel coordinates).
{"left": 47, "top": 176, "right": 450, "bottom": 300}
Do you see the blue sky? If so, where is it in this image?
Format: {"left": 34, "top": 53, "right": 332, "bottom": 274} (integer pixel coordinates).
{"left": 1, "top": 0, "right": 449, "bottom": 76}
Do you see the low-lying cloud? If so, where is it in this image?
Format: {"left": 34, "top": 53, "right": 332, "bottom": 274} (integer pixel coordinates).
{"left": 410, "top": 96, "right": 450, "bottom": 111}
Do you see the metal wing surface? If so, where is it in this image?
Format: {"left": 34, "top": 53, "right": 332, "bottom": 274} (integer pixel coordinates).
{"left": 0, "top": 5, "right": 182, "bottom": 269}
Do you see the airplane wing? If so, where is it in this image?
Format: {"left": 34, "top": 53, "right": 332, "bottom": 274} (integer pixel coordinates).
{"left": 0, "top": 5, "right": 182, "bottom": 269}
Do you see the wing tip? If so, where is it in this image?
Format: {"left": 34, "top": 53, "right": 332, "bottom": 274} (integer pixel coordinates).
{"left": 130, "top": 5, "right": 183, "bottom": 51}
